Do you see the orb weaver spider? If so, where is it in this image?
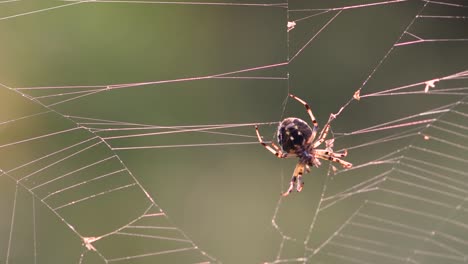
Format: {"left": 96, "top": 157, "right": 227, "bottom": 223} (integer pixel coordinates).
{"left": 255, "top": 94, "right": 352, "bottom": 196}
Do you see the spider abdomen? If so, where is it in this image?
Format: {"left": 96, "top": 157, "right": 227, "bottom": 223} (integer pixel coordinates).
{"left": 277, "top": 117, "right": 314, "bottom": 154}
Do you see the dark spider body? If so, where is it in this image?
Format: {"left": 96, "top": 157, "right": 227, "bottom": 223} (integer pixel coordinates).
{"left": 277, "top": 117, "right": 315, "bottom": 165}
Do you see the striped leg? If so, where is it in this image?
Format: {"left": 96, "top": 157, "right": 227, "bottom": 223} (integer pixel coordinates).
{"left": 289, "top": 94, "right": 319, "bottom": 143}
{"left": 255, "top": 125, "right": 287, "bottom": 158}
{"left": 312, "top": 123, "right": 331, "bottom": 147}
{"left": 282, "top": 163, "right": 306, "bottom": 196}
{"left": 315, "top": 151, "right": 352, "bottom": 168}
{"left": 315, "top": 149, "right": 348, "bottom": 158}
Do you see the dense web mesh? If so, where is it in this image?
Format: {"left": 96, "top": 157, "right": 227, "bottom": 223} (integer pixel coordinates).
{"left": 0, "top": 0, "right": 467, "bottom": 263}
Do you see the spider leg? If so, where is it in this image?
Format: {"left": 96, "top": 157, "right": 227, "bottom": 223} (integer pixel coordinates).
{"left": 270, "top": 142, "right": 283, "bottom": 153}
{"left": 282, "top": 163, "right": 305, "bottom": 196}
{"left": 315, "top": 151, "right": 352, "bottom": 168}
{"left": 270, "top": 141, "right": 298, "bottom": 158}
{"left": 315, "top": 149, "right": 348, "bottom": 158}
{"left": 255, "top": 125, "right": 287, "bottom": 158}
{"left": 311, "top": 123, "right": 331, "bottom": 147}
{"left": 296, "top": 174, "right": 305, "bottom": 192}
{"left": 289, "top": 94, "right": 319, "bottom": 143}
{"left": 282, "top": 176, "right": 296, "bottom": 197}
{"left": 333, "top": 149, "right": 348, "bottom": 158}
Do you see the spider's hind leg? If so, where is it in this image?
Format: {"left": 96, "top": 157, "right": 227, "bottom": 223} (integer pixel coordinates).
{"left": 282, "top": 163, "right": 306, "bottom": 196}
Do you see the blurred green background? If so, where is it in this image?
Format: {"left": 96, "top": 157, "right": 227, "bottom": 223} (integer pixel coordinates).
{"left": 0, "top": 0, "right": 467, "bottom": 263}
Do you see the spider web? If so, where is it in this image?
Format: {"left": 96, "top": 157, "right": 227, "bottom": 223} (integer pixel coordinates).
{"left": 0, "top": 0, "right": 467, "bottom": 263}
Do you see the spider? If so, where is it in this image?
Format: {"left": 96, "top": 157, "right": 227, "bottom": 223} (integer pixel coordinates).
{"left": 255, "top": 94, "right": 352, "bottom": 196}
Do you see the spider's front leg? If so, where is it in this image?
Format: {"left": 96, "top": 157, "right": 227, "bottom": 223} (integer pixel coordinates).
{"left": 283, "top": 163, "right": 306, "bottom": 196}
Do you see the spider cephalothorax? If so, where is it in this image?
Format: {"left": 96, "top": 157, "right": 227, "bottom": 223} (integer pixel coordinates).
{"left": 256, "top": 94, "right": 352, "bottom": 196}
